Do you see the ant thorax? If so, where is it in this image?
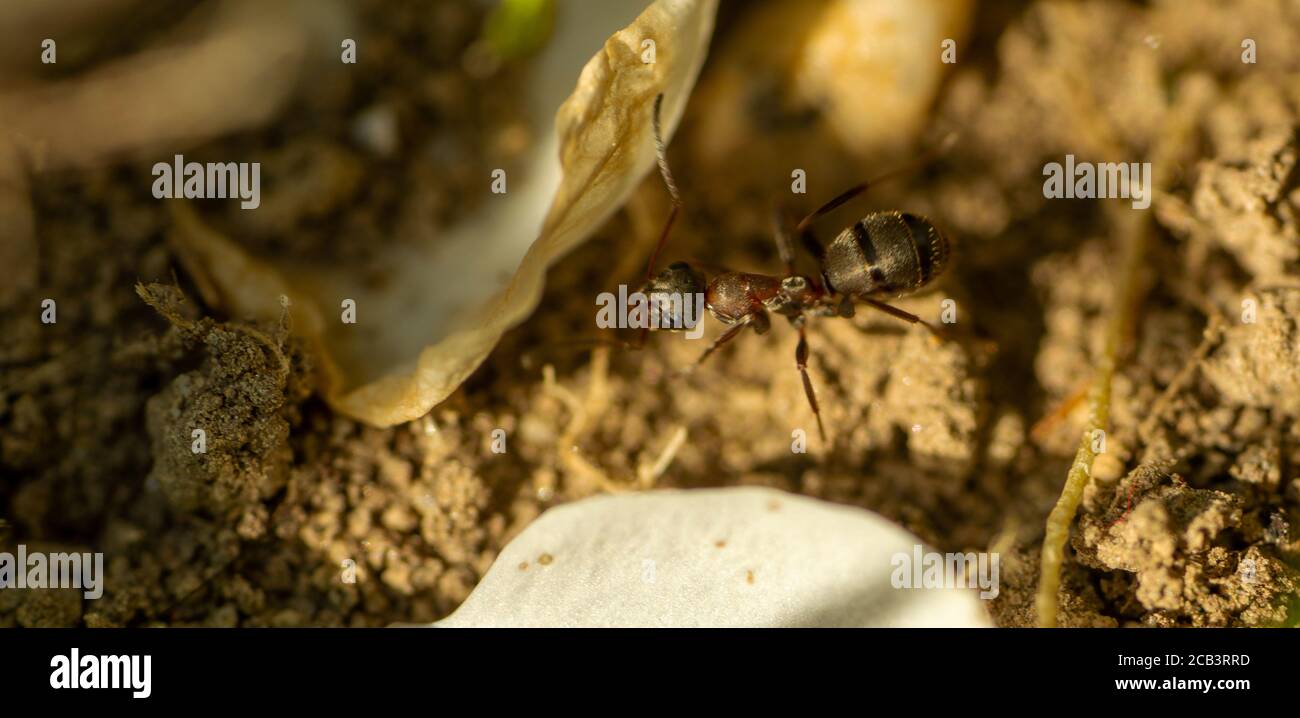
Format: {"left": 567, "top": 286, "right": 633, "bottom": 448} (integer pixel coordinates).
{"left": 762, "top": 275, "right": 823, "bottom": 318}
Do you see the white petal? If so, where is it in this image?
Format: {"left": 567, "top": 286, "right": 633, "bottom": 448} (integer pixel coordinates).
{"left": 432, "top": 487, "right": 993, "bottom": 628}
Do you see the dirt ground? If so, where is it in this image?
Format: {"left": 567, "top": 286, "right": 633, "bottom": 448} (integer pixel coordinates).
{"left": 3, "top": 0, "right": 1300, "bottom": 627}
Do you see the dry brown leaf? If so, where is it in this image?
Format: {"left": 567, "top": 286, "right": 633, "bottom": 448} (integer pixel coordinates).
{"left": 171, "top": 0, "right": 719, "bottom": 426}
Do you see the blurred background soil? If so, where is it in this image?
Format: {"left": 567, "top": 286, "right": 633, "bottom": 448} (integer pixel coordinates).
{"left": 3, "top": 0, "right": 1300, "bottom": 626}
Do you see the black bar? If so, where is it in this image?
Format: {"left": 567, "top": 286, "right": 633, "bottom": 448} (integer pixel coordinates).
{"left": 0, "top": 628, "right": 1290, "bottom": 706}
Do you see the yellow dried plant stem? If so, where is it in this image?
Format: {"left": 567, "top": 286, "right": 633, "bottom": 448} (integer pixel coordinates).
{"left": 1036, "top": 216, "right": 1139, "bottom": 627}
{"left": 1034, "top": 75, "right": 1204, "bottom": 627}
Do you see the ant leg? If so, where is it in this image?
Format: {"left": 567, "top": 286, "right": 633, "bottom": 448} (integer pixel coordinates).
{"left": 795, "top": 324, "right": 827, "bottom": 442}
{"left": 777, "top": 200, "right": 829, "bottom": 289}
{"left": 799, "top": 223, "right": 826, "bottom": 266}
{"left": 859, "top": 297, "right": 946, "bottom": 338}
{"left": 686, "top": 318, "right": 749, "bottom": 372}
{"left": 797, "top": 221, "right": 832, "bottom": 295}
{"left": 794, "top": 132, "right": 958, "bottom": 236}
{"left": 631, "top": 325, "right": 652, "bottom": 351}
{"left": 771, "top": 205, "right": 797, "bottom": 275}
{"left": 795, "top": 181, "right": 874, "bottom": 236}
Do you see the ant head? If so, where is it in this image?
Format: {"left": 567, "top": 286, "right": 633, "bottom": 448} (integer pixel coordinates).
{"left": 644, "top": 261, "right": 707, "bottom": 331}
{"left": 646, "top": 261, "right": 706, "bottom": 297}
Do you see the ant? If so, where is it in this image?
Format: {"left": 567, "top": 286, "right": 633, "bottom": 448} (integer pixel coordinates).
{"left": 638, "top": 93, "right": 952, "bottom": 442}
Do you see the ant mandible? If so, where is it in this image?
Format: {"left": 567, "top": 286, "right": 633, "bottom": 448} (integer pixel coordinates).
{"left": 638, "top": 93, "right": 952, "bottom": 443}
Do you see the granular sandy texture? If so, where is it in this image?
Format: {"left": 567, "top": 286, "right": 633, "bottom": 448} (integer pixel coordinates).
{"left": 3, "top": 0, "right": 1300, "bottom": 627}
{"left": 1, "top": 0, "right": 534, "bottom": 628}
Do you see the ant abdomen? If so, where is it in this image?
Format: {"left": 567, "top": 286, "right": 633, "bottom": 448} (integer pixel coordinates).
{"left": 821, "top": 210, "right": 949, "bottom": 298}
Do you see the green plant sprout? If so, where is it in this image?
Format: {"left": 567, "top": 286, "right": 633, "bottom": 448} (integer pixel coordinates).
{"left": 481, "top": 0, "right": 555, "bottom": 61}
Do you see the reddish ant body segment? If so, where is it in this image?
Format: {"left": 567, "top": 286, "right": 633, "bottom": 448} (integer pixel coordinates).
{"left": 640, "top": 94, "right": 953, "bottom": 442}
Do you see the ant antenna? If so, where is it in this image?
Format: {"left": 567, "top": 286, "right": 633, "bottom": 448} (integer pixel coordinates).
{"left": 652, "top": 93, "right": 680, "bottom": 206}
{"left": 795, "top": 131, "right": 959, "bottom": 235}
{"left": 643, "top": 94, "right": 682, "bottom": 284}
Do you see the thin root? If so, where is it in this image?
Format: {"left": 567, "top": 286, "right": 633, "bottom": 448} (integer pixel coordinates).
{"left": 637, "top": 425, "right": 688, "bottom": 489}
{"left": 542, "top": 349, "right": 619, "bottom": 495}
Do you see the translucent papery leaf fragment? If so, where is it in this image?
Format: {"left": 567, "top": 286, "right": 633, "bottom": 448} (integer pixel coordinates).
{"left": 170, "top": 0, "right": 719, "bottom": 426}
{"left": 424, "top": 488, "right": 995, "bottom": 628}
